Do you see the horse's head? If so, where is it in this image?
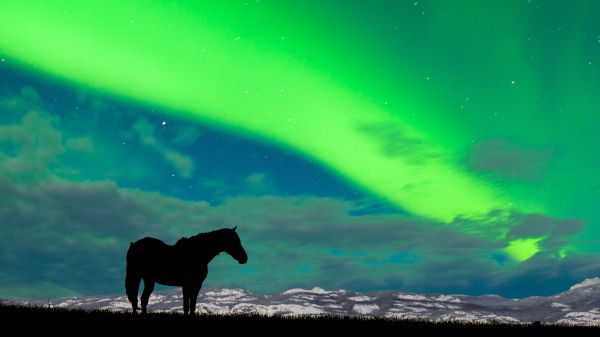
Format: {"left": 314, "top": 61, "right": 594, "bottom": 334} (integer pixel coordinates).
{"left": 223, "top": 226, "right": 248, "bottom": 264}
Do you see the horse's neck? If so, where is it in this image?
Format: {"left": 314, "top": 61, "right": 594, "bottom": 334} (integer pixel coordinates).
{"left": 186, "top": 234, "right": 223, "bottom": 263}
{"left": 202, "top": 245, "right": 221, "bottom": 264}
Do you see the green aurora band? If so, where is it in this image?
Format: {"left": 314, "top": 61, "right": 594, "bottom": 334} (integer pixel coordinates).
{"left": 1, "top": 1, "right": 598, "bottom": 262}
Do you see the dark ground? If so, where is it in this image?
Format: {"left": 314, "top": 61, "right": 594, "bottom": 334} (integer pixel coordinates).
{"left": 1, "top": 304, "right": 597, "bottom": 336}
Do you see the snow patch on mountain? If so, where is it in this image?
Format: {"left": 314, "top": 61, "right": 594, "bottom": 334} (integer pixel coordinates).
{"left": 434, "top": 295, "right": 461, "bottom": 303}
{"left": 282, "top": 287, "right": 331, "bottom": 295}
{"left": 102, "top": 300, "right": 132, "bottom": 310}
{"left": 353, "top": 304, "right": 379, "bottom": 315}
{"left": 556, "top": 311, "right": 600, "bottom": 326}
{"left": 231, "top": 303, "right": 326, "bottom": 316}
{"left": 396, "top": 293, "right": 429, "bottom": 301}
{"left": 551, "top": 302, "right": 571, "bottom": 312}
{"left": 569, "top": 277, "right": 600, "bottom": 291}
{"left": 348, "top": 295, "right": 374, "bottom": 302}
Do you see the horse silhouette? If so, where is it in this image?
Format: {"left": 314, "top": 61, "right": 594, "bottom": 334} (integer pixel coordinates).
{"left": 125, "top": 227, "right": 247, "bottom": 315}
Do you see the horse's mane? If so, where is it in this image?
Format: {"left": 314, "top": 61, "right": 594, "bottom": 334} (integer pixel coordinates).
{"left": 175, "top": 236, "right": 189, "bottom": 246}
{"left": 174, "top": 229, "right": 232, "bottom": 248}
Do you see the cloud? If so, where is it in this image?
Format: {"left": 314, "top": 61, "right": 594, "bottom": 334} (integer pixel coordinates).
{"left": 506, "top": 213, "right": 584, "bottom": 252}
{"left": 358, "top": 121, "right": 441, "bottom": 164}
{"left": 66, "top": 136, "right": 94, "bottom": 152}
{"left": 0, "top": 110, "right": 64, "bottom": 181}
{"left": 172, "top": 125, "right": 201, "bottom": 145}
{"left": 162, "top": 149, "right": 194, "bottom": 178}
{"left": 131, "top": 117, "right": 195, "bottom": 177}
{"left": 469, "top": 139, "right": 552, "bottom": 181}
{"left": 242, "top": 172, "right": 277, "bottom": 195}
{"left": 486, "top": 253, "right": 600, "bottom": 298}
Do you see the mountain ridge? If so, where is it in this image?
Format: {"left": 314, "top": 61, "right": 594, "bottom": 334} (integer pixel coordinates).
{"left": 5, "top": 278, "right": 600, "bottom": 326}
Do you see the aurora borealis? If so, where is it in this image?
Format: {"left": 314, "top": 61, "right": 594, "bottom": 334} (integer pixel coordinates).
{"left": 1, "top": 1, "right": 599, "bottom": 298}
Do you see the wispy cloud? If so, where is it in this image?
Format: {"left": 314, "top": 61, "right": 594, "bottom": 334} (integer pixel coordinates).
{"left": 172, "top": 125, "right": 201, "bottom": 145}
{"left": 131, "top": 117, "right": 195, "bottom": 178}
{"left": 0, "top": 110, "right": 64, "bottom": 181}
{"left": 469, "top": 139, "right": 552, "bottom": 181}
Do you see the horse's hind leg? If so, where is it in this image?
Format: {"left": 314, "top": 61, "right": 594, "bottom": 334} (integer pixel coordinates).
{"left": 140, "top": 278, "right": 155, "bottom": 314}
{"left": 182, "top": 286, "right": 190, "bottom": 315}
{"left": 125, "top": 271, "right": 142, "bottom": 314}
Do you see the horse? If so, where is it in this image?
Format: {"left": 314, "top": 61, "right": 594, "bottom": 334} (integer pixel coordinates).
{"left": 125, "top": 227, "right": 247, "bottom": 315}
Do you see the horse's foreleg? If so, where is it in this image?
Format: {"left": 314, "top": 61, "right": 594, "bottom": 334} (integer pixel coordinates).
{"left": 188, "top": 283, "right": 203, "bottom": 316}
{"left": 140, "top": 278, "right": 155, "bottom": 314}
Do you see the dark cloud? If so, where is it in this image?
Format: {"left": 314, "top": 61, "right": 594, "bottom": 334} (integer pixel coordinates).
{"left": 507, "top": 213, "right": 584, "bottom": 251}
{"left": 469, "top": 139, "right": 552, "bottom": 181}
{"left": 0, "top": 176, "right": 212, "bottom": 297}
{"left": 488, "top": 254, "right": 600, "bottom": 297}
{"left": 357, "top": 121, "right": 441, "bottom": 164}
{"left": 0, "top": 168, "right": 596, "bottom": 298}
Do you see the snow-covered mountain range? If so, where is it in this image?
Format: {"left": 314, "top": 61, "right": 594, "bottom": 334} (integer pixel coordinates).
{"left": 8, "top": 278, "right": 600, "bottom": 326}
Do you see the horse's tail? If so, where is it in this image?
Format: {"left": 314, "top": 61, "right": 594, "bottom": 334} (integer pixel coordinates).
{"left": 125, "top": 242, "right": 140, "bottom": 305}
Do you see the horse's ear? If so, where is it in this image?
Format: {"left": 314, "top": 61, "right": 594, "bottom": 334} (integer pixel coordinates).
{"left": 232, "top": 226, "right": 237, "bottom": 231}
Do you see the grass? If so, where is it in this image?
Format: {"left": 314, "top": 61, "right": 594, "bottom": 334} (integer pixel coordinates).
{"left": 1, "top": 303, "right": 598, "bottom": 335}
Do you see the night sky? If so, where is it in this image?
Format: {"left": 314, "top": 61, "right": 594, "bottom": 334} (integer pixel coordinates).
{"left": 1, "top": 0, "right": 600, "bottom": 299}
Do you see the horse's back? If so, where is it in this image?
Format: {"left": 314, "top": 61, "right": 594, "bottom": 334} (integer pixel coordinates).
{"left": 130, "top": 237, "right": 169, "bottom": 248}
{"left": 127, "top": 237, "right": 172, "bottom": 264}
{"left": 127, "top": 237, "right": 190, "bottom": 285}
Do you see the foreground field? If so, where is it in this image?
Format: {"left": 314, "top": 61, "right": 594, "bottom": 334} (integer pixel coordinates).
{"left": 1, "top": 304, "right": 598, "bottom": 336}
